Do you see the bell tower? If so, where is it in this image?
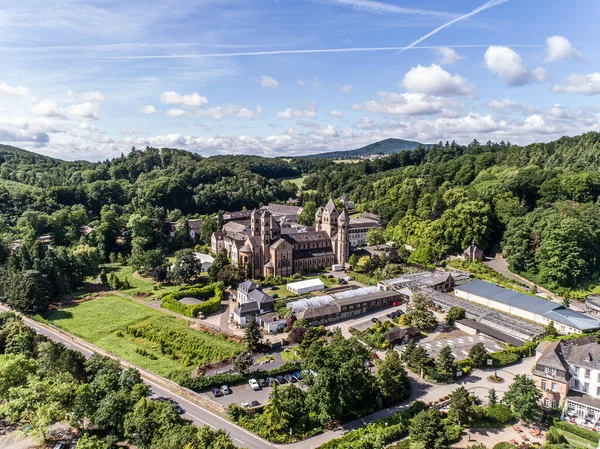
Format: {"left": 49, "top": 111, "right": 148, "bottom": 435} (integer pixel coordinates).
{"left": 337, "top": 208, "right": 350, "bottom": 264}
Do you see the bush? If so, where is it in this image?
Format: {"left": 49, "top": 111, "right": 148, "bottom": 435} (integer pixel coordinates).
{"left": 457, "top": 358, "right": 474, "bottom": 376}
{"left": 445, "top": 424, "right": 462, "bottom": 442}
{"left": 553, "top": 419, "right": 600, "bottom": 443}
{"left": 545, "top": 426, "right": 566, "bottom": 444}
{"left": 485, "top": 403, "right": 514, "bottom": 424}
{"left": 489, "top": 350, "right": 520, "bottom": 367}
{"left": 492, "top": 443, "right": 516, "bottom": 449}
{"left": 161, "top": 282, "right": 224, "bottom": 317}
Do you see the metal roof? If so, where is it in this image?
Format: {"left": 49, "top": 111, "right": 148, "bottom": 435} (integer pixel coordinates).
{"left": 543, "top": 308, "right": 600, "bottom": 331}
{"left": 456, "top": 280, "right": 558, "bottom": 315}
{"left": 287, "top": 278, "right": 325, "bottom": 290}
{"left": 333, "top": 290, "right": 400, "bottom": 307}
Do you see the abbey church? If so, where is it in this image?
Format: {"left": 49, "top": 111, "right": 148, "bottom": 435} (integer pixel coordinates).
{"left": 211, "top": 199, "right": 349, "bottom": 278}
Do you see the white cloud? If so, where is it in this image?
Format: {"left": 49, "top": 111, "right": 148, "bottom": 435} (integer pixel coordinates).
{"left": 328, "top": 110, "right": 344, "bottom": 118}
{"left": 167, "top": 108, "right": 186, "bottom": 117}
{"left": 0, "top": 82, "right": 29, "bottom": 97}
{"left": 67, "top": 102, "right": 100, "bottom": 120}
{"left": 196, "top": 104, "right": 255, "bottom": 119}
{"left": 277, "top": 102, "right": 317, "bottom": 119}
{"left": 488, "top": 99, "right": 521, "bottom": 109}
{"left": 66, "top": 90, "right": 105, "bottom": 101}
{"left": 261, "top": 75, "right": 279, "bottom": 90}
{"left": 160, "top": 91, "right": 208, "bottom": 108}
{"left": 341, "top": 84, "right": 353, "bottom": 94}
{"left": 30, "top": 100, "right": 64, "bottom": 118}
{"left": 359, "top": 92, "right": 460, "bottom": 116}
{"left": 484, "top": 46, "right": 546, "bottom": 86}
{"left": 0, "top": 122, "right": 49, "bottom": 146}
{"left": 435, "top": 47, "right": 464, "bottom": 65}
{"left": 322, "top": 124, "right": 339, "bottom": 137}
{"left": 298, "top": 80, "right": 305, "bottom": 87}
{"left": 402, "top": 64, "right": 475, "bottom": 96}
{"left": 552, "top": 73, "right": 600, "bottom": 95}
{"left": 140, "top": 105, "right": 157, "bottom": 114}
{"left": 545, "top": 36, "right": 584, "bottom": 62}
{"left": 324, "top": 0, "right": 454, "bottom": 18}
{"left": 256, "top": 105, "right": 263, "bottom": 114}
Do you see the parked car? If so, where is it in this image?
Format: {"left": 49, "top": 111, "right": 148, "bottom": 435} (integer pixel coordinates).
{"left": 271, "top": 286, "right": 279, "bottom": 290}
{"left": 251, "top": 400, "right": 261, "bottom": 407}
{"left": 371, "top": 317, "right": 379, "bottom": 323}
{"left": 276, "top": 375, "right": 286, "bottom": 384}
{"left": 272, "top": 294, "right": 278, "bottom": 299}
{"left": 396, "top": 309, "right": 404, "bottom": 316}
{"left": 386, "top": 313, "right": 394, "bottom": 319}
{"left": 221, "top": 385, "right": 231, "bottom": 395}
{"left": 266, "top": 377, "right": 275, "bottom": 386}
{"left": 343, "top": 276, "right": 354, "bottom": 281}
{"left": 293, "top": 371, "right": 302, "bottom": 380}
{"left": 392, "top": 301, "right": 401, "bottom": 307}
{"left": 53, "top": 443, "right": 68, "bottom": 449}
{"left": 241, "top": 401, "right": 250, "bottom": 408}
{"left": 258, "top": 378, "right": 268, "bottom": 388}
{"left": 339, "top": 279, "right": 347, "bottom": 285}
{"left": 212, "top": 388, "right": 223, "bottom": 397}
{"left": 285, "top": 374, "right": 296, "bottom": 383}
{"left": 248, "top": 379, "right": 260, "bottom": 390}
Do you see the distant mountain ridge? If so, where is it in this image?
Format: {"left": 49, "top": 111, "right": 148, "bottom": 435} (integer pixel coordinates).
{"left": 305, "top": 138, "right": 429, "bottom": 159}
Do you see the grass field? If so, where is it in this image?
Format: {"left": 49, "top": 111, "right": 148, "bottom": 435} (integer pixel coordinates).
{"left": 281, "top": 175, "right": 306, "bottom": 189}
{"left": 281, "top": 348, "right": 301, "bottom": 363}
{"left": 105, "top": 265, "right": 179, "bottom": 299}
{"left": 43, "top": 294, "right": 242, "bottom": 378}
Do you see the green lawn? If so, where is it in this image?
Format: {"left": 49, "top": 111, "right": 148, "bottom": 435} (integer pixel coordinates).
{"left": 281, "top": 348, "right": 301, "bottom": 363}
{"left": 43, "top": 294, "right": 242, "bottom": 378}
{"left": 105, "top": 265, "right": 179, "bottom": 298}
{"left": 281, "top": 175, "right": 306, "bottom": 188}
{"left": 265, "top": 275, "right": 337, "bottom": 299}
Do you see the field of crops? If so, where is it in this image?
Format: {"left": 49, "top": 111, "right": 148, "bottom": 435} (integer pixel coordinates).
{"left": 43, "top": 294, "right": 243, "bottom": 378}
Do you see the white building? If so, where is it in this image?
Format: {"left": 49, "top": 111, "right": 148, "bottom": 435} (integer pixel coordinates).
{"left": 348, "top": 218, "right": 380, "bottom": 248}
{"left": 287, "top": 278, "right": 325, "bottom": 295}
{"left": 194, "top": 253, "right": 215, "bottom": 272}
{"left": 455, "top": 280, "right": 600, "bottom": 334}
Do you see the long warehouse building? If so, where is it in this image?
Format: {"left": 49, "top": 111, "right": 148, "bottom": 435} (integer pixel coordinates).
{"left": 455, "top": 280, "right": 600, "bottom": 335}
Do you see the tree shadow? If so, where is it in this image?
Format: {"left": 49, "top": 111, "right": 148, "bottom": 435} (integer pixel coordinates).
{"left": 46, "top": 310, "right": 73, "bottom": 320}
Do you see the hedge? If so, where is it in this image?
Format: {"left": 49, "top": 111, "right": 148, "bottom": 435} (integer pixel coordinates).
{"left": 488, "top": 341, "right": 536, "bottom": 368}
{"left": 181, "top": 361, "right": 302, "bottom": 392}
{"left": 161, "top": 282, "right": 224, "bottom": 317}
{"left": 553, "top": 419, "right": 600, "bottom": 444}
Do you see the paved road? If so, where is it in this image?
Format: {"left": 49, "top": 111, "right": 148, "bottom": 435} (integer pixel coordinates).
{"left": 0, "top": 305, "right": 273, "bottom": 449}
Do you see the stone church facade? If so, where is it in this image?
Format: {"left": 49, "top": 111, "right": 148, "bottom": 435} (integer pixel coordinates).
{"left": 211, "top": 199, "right": 349, "bottom": 278}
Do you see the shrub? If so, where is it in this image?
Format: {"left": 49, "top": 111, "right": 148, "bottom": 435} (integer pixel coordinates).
{"left": 545, "top": 426, "right": 566, "bottom": 444}
{"left": 445, "top": 424, "right": 462, "bottom": 442}
{"left": 492, "top": 443, "right": 516, "bottom": 449}
{"left": 489, "top": 350, "right": 520, "bottom": 367}
{"left": 457, "top": 358, "right": 474, "bottom": 375}
{"left": 161, "top": 282, "right": 224, "bottom": 317}
{"left": 485, "top": 403, "right": 514, "bottom": 424}
{"left": 553, "top": 419, "right": 600, "bottom": 443}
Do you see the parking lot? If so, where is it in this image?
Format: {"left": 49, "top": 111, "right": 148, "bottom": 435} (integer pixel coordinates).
{"left": 204, "top": 375, "right": 304, "bottom": 409}
{"left": 416, "top": 329, "right": 505, "bottom": 360}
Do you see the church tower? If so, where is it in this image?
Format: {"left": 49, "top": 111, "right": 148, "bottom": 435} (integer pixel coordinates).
{"left": 322, "top": 198, "right": 339, "bottom": 238}
{"left": 337, "top": 208, "right": 350, "bottom": 264}
{"left": 315, "top": 207, "right": 323, "bottom": 231}
{"left": 250, "top": 209, "right": 261, "bottom": 237}
{"left": 260, "top": 210, "right": 272, "bottom": 266}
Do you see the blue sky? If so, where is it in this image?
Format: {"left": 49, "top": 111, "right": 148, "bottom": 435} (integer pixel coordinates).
{"left": 0, "top": 0, "right": 599, "bottom": 160}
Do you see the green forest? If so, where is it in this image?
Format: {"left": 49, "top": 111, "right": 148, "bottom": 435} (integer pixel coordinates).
{"left": 0, "top": 131, "right": 599, "bottom": 308}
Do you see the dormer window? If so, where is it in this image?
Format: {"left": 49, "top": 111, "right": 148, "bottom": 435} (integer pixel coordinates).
{"left": 585, "top": 354, "right": 592, "bottom": 362}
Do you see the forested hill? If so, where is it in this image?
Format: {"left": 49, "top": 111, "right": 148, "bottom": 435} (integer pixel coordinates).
{"left": 304, "top": 138, "right": 426, "bottom": 159}
{"left": 2, "top": 131, "right": 600, "bottom": 293}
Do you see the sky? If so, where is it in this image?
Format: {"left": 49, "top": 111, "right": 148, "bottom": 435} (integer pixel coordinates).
{"left": 0, "top": 0, "right": 599, "bottom": 161}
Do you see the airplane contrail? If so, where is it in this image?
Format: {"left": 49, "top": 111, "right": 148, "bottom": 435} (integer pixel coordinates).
{"left": 397, "top": 0, "right": 511, "bottom": 53}
{"left": 318, "top": 0, "right": 456, "bottom": 18}
{"left": 60, "top": 43, "right": 543, "bottom": 60}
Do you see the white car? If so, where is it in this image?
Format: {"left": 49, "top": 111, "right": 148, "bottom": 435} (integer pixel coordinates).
{"left": 221, "top": 385, "right": 231, "bottom": 395}
{"left": 241, "top": 401, "right": 250, "bottom": 408}
{"left": 248, "top": 379, "right": 260, "bottom": 390}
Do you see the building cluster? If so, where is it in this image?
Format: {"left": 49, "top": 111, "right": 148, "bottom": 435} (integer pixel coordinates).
{"left": 534, "top": 336, "right": 600, "bottom": 430}
{"left": 286, "top": 286, "right": 404, "bottom": 325}
{"left": 211, "top": 197, "right": 380, "bottom": 279}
